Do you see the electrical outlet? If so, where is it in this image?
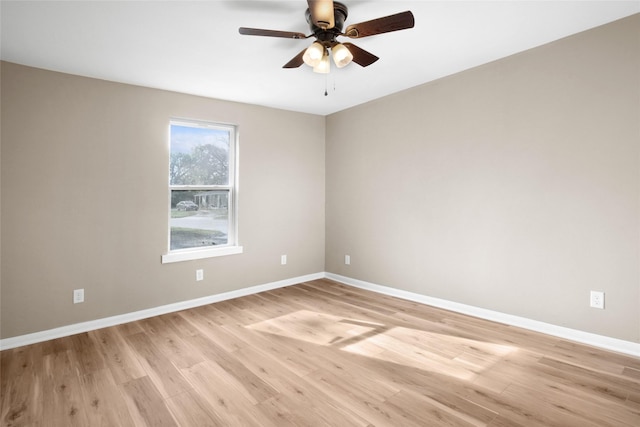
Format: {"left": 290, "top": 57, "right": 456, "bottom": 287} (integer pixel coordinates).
{"left": 590, "top": 291, "right": 604, "bottom": 309}
{"left": 73, "top": 289, "right": 84, "bottom": 304}
{"left": 196, "top": 269, "right": 204, "bottom": 281}
{"left": 281, "top": 255, "right": 287, "bottom": 265}
{"left": 345, "top": 255, "right": 351, "bottom": 265}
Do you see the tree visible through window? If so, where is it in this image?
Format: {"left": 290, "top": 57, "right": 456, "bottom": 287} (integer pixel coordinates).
{"left": 168, "top": 120, "right": 237, "bottom": 252}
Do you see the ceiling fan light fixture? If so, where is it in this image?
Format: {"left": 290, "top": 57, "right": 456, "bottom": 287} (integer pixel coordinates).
{"left": 313, "top": 50, "right": 331, "bottom": 74}
{"left": 303, "top": 42, "right": 324, "bottom": 67}
{"left": 332, "top": 43, "right": 353, "bottom": 68}
{"left": 239, "top": 4, "right": 416, "bottom": 73}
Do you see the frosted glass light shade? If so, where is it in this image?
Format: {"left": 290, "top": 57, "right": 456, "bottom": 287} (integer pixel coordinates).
{"left": 332, "top": 43, "right": 353, "bottom": 68}
{"left": 313, "top": 52, "right": 331, "bottom": 74}
{"left": 303, "top": 42, "right": 324, "bottom": 67}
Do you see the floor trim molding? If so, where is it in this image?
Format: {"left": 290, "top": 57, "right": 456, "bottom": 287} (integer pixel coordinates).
{"left": 0, "top": 272, "right": 324, "bottom": 351}
{"left": 3, "top": 271, "right": 639, "bottom": 357}
{"left": 326, "top": 272, "right": 640, "bottom": 358}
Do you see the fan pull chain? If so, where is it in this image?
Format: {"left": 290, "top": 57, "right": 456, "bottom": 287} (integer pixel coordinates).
{"left": 323, "top": 74, "right": 337, "bottom": 97}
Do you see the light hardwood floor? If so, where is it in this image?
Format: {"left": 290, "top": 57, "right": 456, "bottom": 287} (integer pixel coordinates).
{"left": 2, "top": 279, "right": 639, "bottom": 426}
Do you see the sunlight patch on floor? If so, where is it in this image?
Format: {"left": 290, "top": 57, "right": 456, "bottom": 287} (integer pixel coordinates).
{"left": 247, "top": 310, "right": 516, "bottom": 381}
{"left": 247, "top": 310, "right": 380, "bottom": 346}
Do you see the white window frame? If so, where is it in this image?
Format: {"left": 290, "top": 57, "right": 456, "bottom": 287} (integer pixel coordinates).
{"left": 162, "top": 119, "right": 242, "bottom": 264}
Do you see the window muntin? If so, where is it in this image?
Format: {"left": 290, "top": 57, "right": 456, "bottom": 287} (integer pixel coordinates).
{"left": 165, "top": 120, "right": 239, "bottom": 260}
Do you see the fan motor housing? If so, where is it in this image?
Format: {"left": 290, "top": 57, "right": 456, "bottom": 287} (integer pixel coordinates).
{"left": 305, "top": 2, "right": 348, "bottom": 43}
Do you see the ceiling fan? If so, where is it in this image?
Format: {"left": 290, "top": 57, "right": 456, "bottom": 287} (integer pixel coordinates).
{"left": 238, "top": 0, "right": 415, "bottom": 73}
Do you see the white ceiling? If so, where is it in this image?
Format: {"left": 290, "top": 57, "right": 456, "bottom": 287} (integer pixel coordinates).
{"left": 2, "top": 1, "right": 639, "bottom": 116}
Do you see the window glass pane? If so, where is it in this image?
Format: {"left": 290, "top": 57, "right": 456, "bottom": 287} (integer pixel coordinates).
{"left": 170, "top": 124, "right": 230, "bottom": 185}
{"left": 170, "top": 190, "right": 229, "bottom": 250}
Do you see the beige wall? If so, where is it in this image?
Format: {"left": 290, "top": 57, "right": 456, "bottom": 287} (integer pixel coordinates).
{"left": 0, "top": 62, "right": 325, "bottom": 339}
{"left": 326, "top": 15, "right": 640, "bottom": 342}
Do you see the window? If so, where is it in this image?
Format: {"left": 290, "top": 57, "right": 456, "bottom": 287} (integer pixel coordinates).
{"left": 162, "top": 119, "right": 241, "bottom": 263}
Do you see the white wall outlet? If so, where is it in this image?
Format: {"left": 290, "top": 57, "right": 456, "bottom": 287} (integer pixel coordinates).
{"left": 196, "top": 269, "right": 204, "bottom": 281}
{"left": 281, "top": 255, "right": 287, "bottom": 265}
{"left": 73, "top": 288, "right": 84, "bottom": 304}
{"left": 345, "top": 255, "right": 351, "bottom": 265}
{"left": 590, "top": 291, "right": 604, "bottom": 309}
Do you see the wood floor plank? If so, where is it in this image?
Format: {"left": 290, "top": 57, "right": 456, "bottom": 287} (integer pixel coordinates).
{"left": 1, "top": 279, "right": 639, "bottom": 426}
{"left": 41, "top": 370, "right": 89, "bottom": 427}
{"left": 163, "top": 311, "right": 203, "bottom": 338}
{"left": 40, "top": 335, "right": 74, "bottom": 356}
{"left": 89, "top": 327, "right": 146, "bottom": 385}
{"left": 165, "top": 389, "right": 226, "bottom": 427}
{"left": 384, "top": 388, "right": 485, "bottom": 427}
{"left": 537, "top": 355, "right": 640, "bottom": 400}
{"left": 178, "top": 310, "right": 248, "bottom": 354}
{"left": 525, "top": 374, "right": 640, "bottom": 426}
{"left": 185, "top": 333, "right": 279, "bottom": 404}
{"left": 124, "top": 332, "right": 192, "bottom": 399}
{"left": 627, "top": 388, "right": 640, "bottom": 410}
{"left": 70, "top": 332, "right": 105, "bottom": 376}
{"left": 120, "top": 376, "right": 178, "bottom": 427}
{"left": 114, "top": 320, "right": 145, "bottom": 338}
{"left": 499, "top": 382, "right": 615, "bottom": 427}
{"left": 179, "top": 361, "right": 278, "bottom": 427}
{"left": 623, "top": 366, "right": 640, "bottom": 380}
{"left": 221, "top": 322, "right": 320, "bottom": 377}
{"left": 136, "top": 316, "right": 203, "bottom": 370}
{"left": 254, "top": 377, "right": 371, "bottom": 427}
{"left": 400, "top": 377, "right": 500, "bottom": 425}
{"left": 305, "top": 368, "right": 411, "bottom": 426}
{"left": 550, "top": 339, "right": 640, "bottom": 373}
{"left": 0, "top": 349, "right": 44, "bottom": 426}
{"left": 79, "top": 369, "right": 137, "bottom": 427}
{"left": 230, "top": 344, "right": 309, "bottom": 394}
{"left": 255, "top": 396, "right": 305, "bottom": 427}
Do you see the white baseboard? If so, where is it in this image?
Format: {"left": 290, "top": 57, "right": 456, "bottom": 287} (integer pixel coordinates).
{"left": 326, "top": 272, "right": 640, "bottom": 358}
{"left": 3, "top": 271, "right": 639, "bottom": 358}
{"left": 0, "top": 272, "right": 324, "bottom": 351}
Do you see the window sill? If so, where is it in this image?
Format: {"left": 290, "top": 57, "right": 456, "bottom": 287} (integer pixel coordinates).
{"left": 161, "top": 246, "right": 243, "bottom": 264}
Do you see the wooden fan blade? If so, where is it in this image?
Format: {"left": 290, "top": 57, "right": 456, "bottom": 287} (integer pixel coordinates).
{"left": 239, "top": 27, "right": 307, "bottom": 39}
{"left": 344, "top": 11, "right": 414, "bottom": 38}
{"left": 342, "top": 43, "right": 379, "bottom": 67}
{"left": 283, "top": 49, "right": 307, "bottom": 68}
{"left": 307, "top": 0, "right": 335, "bottom": 29}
